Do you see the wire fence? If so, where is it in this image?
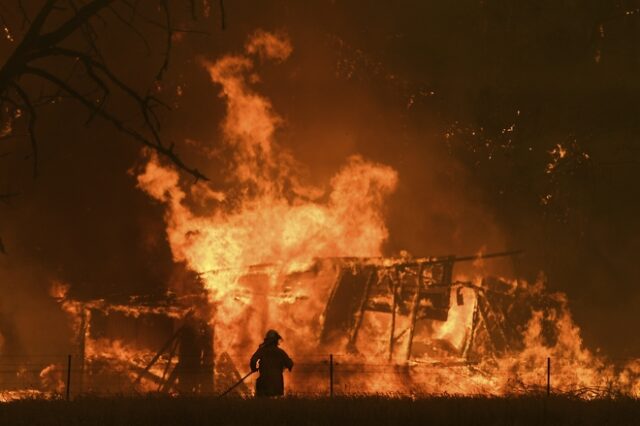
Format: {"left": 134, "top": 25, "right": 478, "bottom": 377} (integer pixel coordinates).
{"left": 0, "top": 353, "right": 639, "bottom": 400}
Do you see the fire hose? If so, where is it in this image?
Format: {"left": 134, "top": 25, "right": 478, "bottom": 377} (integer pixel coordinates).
{"left": 218, "top": 370, "right": 256, "bottom": 398}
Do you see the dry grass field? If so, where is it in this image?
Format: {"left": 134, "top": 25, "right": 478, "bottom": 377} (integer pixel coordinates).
{"left": 0, "top": 395, "right": 639, "bottom": 426}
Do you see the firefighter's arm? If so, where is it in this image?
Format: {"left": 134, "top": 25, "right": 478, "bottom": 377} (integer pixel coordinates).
{"left": 250, "top": 350, "right": 260, "bottom": 372}
{"left": 284, "top": 352, "right": 293, "bottom": 371}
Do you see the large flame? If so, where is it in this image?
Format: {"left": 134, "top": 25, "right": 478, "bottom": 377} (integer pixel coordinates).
{"left": 126, "top": 30, "right": 640, "bottom": 397}
{"left": 0, "top": 29, "right": 634, "bottom": 401}
{"left": 137, "top": 30, "right": 397, "bottom": 356}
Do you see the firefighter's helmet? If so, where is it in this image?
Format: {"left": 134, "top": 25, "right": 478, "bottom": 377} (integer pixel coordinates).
{"left": 264, "top": 329, "right": 282, "bottom": 342}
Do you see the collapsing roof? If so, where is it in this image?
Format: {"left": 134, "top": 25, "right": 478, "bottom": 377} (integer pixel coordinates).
{"left": 319, "top": 250, "right": 551, "bottom": 364}
{"left": 51, "top": 249, "right": 610, "bottom": 396}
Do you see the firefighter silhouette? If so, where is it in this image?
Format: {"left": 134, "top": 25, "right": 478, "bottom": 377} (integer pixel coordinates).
{"left": 249, "top": 329, "right": 293, "bottom": 397}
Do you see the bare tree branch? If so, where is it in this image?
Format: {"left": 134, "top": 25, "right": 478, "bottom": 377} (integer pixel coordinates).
{"left": 106, "top": 3, "right": 151, "bottom": 55}
{"left": 37, "top": 0, "right": 115, "bottom": 49}
{"left": 24, "top": 65, "right": 207, "bottom": 181}
{"left": 16, "top": 0, "right": 31, "bottom": 27}
{"left": 119, "top": 0, "right": 209, "bottom": 35}
{"left": 157, "top": 0, "right": 172, "bottom": 80}
{"left": 219, "top": 0, "right": 226, "bottom": 30}
{"left": 9, "top": 82, "right": 38, "bottom": 177}
{"left": 0, "top": 0, "right": 212, "bottom": 181}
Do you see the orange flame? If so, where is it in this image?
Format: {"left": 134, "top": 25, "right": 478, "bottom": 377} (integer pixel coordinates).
{"left": 137, "top": 30, "right": 398, "bottom": 357}
{"left": 98, "top": 30, "right": 640, "bottom": 398}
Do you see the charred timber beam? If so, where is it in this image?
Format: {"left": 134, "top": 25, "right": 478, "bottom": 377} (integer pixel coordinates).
{"left": 159, "top": 365, "right": 180, "bottom": 393}
{"left": 334, "top": 249, "right": 523, "bottom": 268}
{"left": 405, "top": 264, "right": 424, "bottom": 361}
{"left": 346, "top": 268, "right": 377, "bottom": 352}
{"left": 77, "top": 306, "right": 89, "bottom": 394}
{"left": 133, "top": 311, "right": 194, "bottom": 385}
{"left": 129, "top": 365, "right": 167, "bottom": 388}
{"left": 201, "top": 323, "right": 215, "bottom": 394}
{"left": 388, "top": 267, "right": 400, "bottom": 362}
{"left": 442, "top": 257, "right": 454, "bottom": 286}
{"left": 319, "top": 268, "right": 344, "bottom": 343}
{"left": 462, "top": 296, "right": 480, "bottom": 360}
{"left": 159, "top": 338, "right": 180, "bottom": 385}
{"left": 476, "top": 291, "right": 510, "bottom": 353}
{"left": 366, "top": 303, "right": 394, "bottom": 313}
{"left": 196, "top": 250, "right": 524, "bottom": 275}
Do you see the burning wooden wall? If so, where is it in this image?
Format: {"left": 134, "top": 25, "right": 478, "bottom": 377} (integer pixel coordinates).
{"left": 44, "top": 250, "right": 640, "bottom": 397}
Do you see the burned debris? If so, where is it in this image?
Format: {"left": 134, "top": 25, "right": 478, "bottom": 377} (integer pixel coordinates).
{"left": 0, "top": 247, "right": 635, "bottom": 397}
{"left": 320, "top": 250, "right": 539, "bottom": 362}
{"left": 21, "top": 249, "right": 582, "bottom": 396}
{"left": 50, "top": 292, "right": 248, "bottom": 396}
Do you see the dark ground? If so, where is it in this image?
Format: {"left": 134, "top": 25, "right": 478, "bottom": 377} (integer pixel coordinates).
{"left": 0, "top": 395, "right": 639, "bottom": 426}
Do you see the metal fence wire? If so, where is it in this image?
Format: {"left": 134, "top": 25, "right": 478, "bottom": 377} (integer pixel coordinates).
{"left": 0, "top": 353, "right": 639, "bottom": 399}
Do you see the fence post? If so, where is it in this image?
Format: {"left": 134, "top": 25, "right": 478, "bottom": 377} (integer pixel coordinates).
{"left": 329, "top": 354, "right": 334, "bottom": 397}
{"left": 66, "top": 354, "right": 72, "bottom": 401}
{"left": 546, "top": 357, "right": 551, "bottom": 397}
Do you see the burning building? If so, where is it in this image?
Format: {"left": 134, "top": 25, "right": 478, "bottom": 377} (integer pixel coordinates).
{"left": 2, "top": 27, "right": 639, "bottom": 400}
{"left": 41, "top": 249, "right": 638, "bottom": 398}
{"left": 37, "top": 29, "right": 637, "bottom": 398}
{"left": 51, "top": 251, "right": 525, "bottom": 395}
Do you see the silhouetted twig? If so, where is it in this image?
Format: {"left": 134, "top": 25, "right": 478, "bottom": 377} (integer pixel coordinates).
{"left": 0, "top": 0, "right": 210, "bottom": 181}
